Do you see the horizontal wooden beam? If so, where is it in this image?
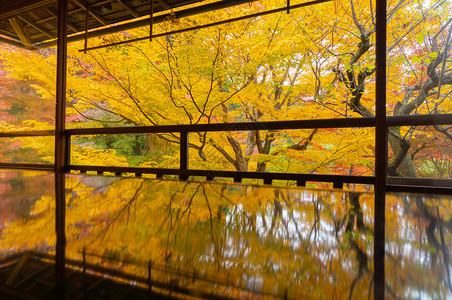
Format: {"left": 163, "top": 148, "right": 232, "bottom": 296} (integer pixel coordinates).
{"left": 0, "top": 35, "right": 25, "bottom": 48}
{"left": 0, "top": 0, "right": 57, "bottom": 20}
{"left": 0, "top": 130, "right": 54, "bottom": 137}
{"left": 387, "top": 113, "right": 452, "bottom": 126}
{"left": 0, "top": 163, "right": 54, "bottom": 171}
{"left": 387, "top": 176, "right": 452, "bottom": 187}
{"left": 67, "top": 165, "right": 376, "bottom": 185}
{"left": 80, "top": 0, "right": 332, "bottom": 52}
{"left": 36, "top": 0, "right": 260, "bottom": 48}
{"left": 66, "top": 117, "right": 375, "bottom": 136}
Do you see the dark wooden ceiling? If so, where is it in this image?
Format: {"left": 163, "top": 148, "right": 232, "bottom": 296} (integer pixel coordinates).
{"left": 0, "top": 0, "right": 212, "bottom": 48}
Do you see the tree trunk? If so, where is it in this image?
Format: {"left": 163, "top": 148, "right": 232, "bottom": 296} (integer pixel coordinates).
{"left": 388, "top": 127, "right": 417, "bottom": 177}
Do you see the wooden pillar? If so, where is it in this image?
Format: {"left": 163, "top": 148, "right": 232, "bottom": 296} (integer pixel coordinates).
{"left": 55, "top": 0, "right": 68, "bottom": 299}
{"left": 179, "top": 131, "right": 188, "bottom": 180}
{"left": 374, "top": 0, "right": 387, "bottom": 299}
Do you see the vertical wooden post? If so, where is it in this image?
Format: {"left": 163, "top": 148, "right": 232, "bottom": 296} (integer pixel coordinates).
{"left": 150, "top": 0, "right": 154, "bottom": 41}
{"left": 180, "top": 131, "right": 188, "bottom": 180}
{"left": 55, "top": 0, "right": 68, "bottom": 299}
{"left": 333, "top": 181, "right": 343, "bottom": 189}
{"left": 296, "top": 178, "right": 306, "bottom": 187}
{"left": 82, "top": 246, "right": 86, "bottom": 293}
{"left": 375, "top": 0, "right": 387, "bottom": 299}
{"left": 65, "top": 134, "right": 71, "bottom": 166}
{"left": 83, "top": 4, "right": 89, "bottom": 54}
{"left": 148, "top": 260, "right": 152, "bottom": 293}
{"left": 55, "top": 3, "right": 68, "bottom": 170}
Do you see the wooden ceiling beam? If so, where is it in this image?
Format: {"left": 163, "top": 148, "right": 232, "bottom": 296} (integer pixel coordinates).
{"left": 71, "top": 0, "right": 108, "bottom": 26}
{"left": 0, "top": 28, "right": 19, "bottom": 40}
{"left": 156, "top": 0, "right": 171, "bottom": 10}
{"left": 36, "top": 0, "right": 259, "bottom": 49}
{"left": 44, "top": 7, "right": 80, "bottom": 33}
{"left": 9, "top": 17, "right": 31, "bottom": 46}
{"left": 0, "top": 0, "right": 57, "bottom": 20}
{"left": 18, "top": 16, "right": 55, "bottom": 39}
{"left": 117, "top": 0, "right": 139, "bottom": 18}
{"left": 0, "top": 35, "right": 25, "bottom": 48}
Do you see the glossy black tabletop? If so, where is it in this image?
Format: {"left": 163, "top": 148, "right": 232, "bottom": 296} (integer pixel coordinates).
{"left": 0, "top": 170, "right": 450, "bottom": 299}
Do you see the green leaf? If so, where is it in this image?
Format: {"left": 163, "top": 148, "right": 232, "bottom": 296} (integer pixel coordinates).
{"left": 416, "top": 34, "right": 425, "bottom": 44}
{"left": 412, "top": 56, "right": 421, "bottom": 63}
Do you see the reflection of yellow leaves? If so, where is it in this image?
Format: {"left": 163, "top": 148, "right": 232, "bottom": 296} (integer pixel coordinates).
{"left": 30, "top": 195, "right": 54, "bottom": 216}
{"left": 1, "top": 175, "right": 450, "bottom": 298}
{"left": 1, "top": 197, "right": 56, "bottom": 252}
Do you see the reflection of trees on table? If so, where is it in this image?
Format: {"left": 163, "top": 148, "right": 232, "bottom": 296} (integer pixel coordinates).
{"left": 0, "top": 171, "right": 54, "bottom": 255}
{"left": 0, "top": 174, "right": 450, "bottom": 298}
{"left": 386, "top": 194, "right": 452, "bottom": 299}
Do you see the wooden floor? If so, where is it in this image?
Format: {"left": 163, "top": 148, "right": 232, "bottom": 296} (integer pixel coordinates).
{"left": 0, "top": 252, "right": 208, "bottom": 300}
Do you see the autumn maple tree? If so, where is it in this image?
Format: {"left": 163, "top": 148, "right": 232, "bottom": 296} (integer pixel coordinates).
{"left": 0, "top": 0, "right": 451, "bottom": 181}
{"left": 0, "top": 48, "right": 54, "bottom": 164}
